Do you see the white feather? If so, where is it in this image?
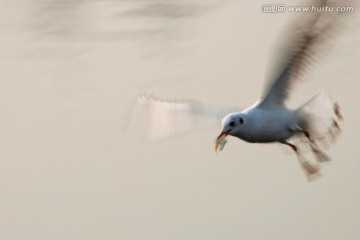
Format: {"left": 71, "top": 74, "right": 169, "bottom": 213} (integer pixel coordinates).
{"left": 127, "top": 94, "right": 241, "bottom": 140}
{"left": 291, "top": 92, "right": 343, "bottom": 148}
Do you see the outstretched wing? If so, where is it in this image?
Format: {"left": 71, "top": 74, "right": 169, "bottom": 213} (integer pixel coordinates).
{"left": 260, "top": 0, "right": 342, "bottom": 107}
{"left": 126, "top": 94, "right": 241, "bottom": 140}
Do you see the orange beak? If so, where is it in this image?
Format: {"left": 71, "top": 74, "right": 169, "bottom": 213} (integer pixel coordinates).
{"left": 214, "top": 130, "right": 230, "bottom": 153}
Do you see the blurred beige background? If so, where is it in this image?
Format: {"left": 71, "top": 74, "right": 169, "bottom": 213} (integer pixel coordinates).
{"left": 0, "top": 1, "right": 359, "bottom": 240}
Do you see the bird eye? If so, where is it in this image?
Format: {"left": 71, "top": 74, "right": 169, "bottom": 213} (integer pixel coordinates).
{"left": 229, "top": 121, "right": 235, "bottom": 127}
{"left": 239, "top": 118, "right": 244, "bottom": 124}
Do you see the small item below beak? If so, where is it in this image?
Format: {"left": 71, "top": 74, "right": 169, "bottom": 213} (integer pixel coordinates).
{"left": 214, "top": 131, "right": 229, "bottom": 153}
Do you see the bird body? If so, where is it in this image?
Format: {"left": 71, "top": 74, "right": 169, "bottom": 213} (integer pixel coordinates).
{"left": 223, "top": 104, "right": 301, "bottom": 143}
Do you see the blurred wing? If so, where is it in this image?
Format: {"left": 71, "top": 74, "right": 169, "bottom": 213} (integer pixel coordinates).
{"left": 127, "top": 94, "right": 241, "bottom": 140}
{"left": 260, "top": 0, "right": 342, "bottom": 107}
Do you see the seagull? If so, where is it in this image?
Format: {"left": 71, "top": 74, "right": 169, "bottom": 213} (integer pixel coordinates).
{"left": 133, "top": 0, "right": 345, "bottom": 180}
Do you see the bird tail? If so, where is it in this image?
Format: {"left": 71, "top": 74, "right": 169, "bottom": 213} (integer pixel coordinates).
{"left": 296, "top": 92, "right": 343, "bottom": 146}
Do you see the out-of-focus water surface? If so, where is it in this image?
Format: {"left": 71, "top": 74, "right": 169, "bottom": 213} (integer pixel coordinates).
{"left": 1, "top": 1, "right": 360, "bottom": 240}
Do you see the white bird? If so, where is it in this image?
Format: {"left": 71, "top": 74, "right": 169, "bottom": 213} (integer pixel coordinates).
{"left": 132, "top": 0, "right": 345, "bottom": 180}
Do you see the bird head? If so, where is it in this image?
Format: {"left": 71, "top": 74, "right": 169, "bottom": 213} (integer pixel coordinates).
{"left": 214, "top": 113, "right": 245, "bottom": 152}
